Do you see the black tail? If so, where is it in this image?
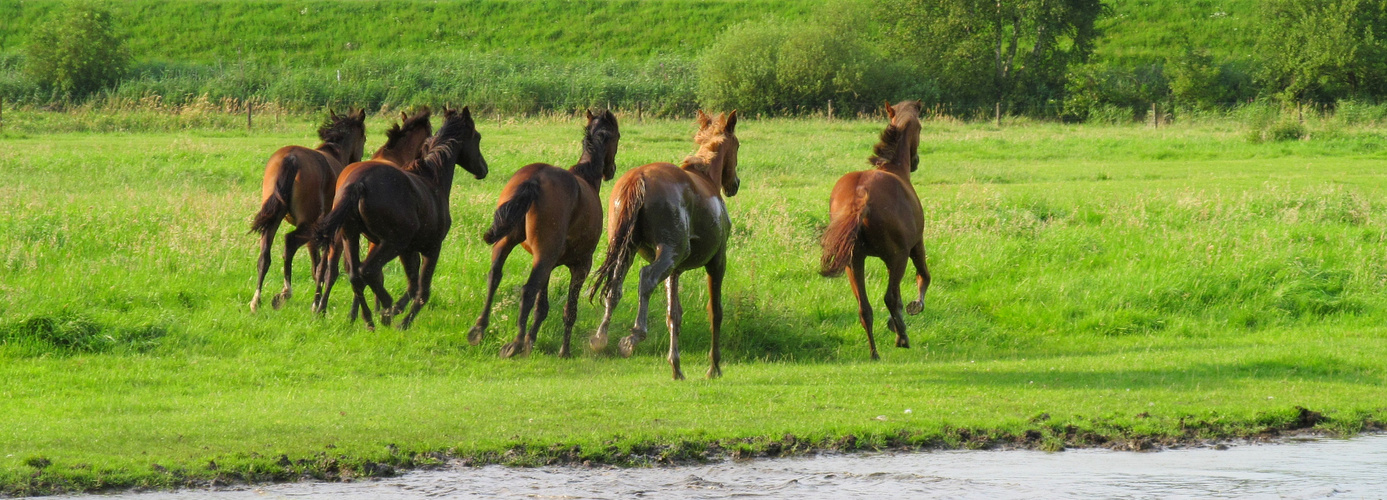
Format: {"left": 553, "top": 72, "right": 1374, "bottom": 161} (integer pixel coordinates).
{"left": 250, "top": 155, "right": 297, "bottom": 235}
{"left": 483, "top": 177, "right": 541, "bottom": 245}
{"left": 589, "top": 177, "right": 645, "bottom": 302}
{"left": 314, "top": 181, "right": 363, "bottom": 248}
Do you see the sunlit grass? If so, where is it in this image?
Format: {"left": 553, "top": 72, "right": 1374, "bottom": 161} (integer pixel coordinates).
{"left": 1, "top": 111, "right": 1385, "bottom": 494}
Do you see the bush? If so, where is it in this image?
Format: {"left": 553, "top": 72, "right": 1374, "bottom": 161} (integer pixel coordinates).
{"left": 1062, "top": 62, "right": 1169, "bottom": 122}
{"left": 23, "top": 4, "right": 130, "bottom": 98}
{"left": 697, "top": 15, "right": 931, "bottom": 116}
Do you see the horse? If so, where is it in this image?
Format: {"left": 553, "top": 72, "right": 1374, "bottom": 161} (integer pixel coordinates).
{"left": 819, "top": 100, "right": 931, "bottom": 360}
{"left": 249, "top": 108, "right": 367, "bottom": 313}
{"left": 314, "top": 107, "right": 489, "bottom": 330}
{"left": 588, "top": 110, "right": 740, "bottom": 380}
{"left": 310, "top": 108, "right": 436, "bottom": 314}
{"left": 467, "top": 110, "right": 621, "bottom": 358}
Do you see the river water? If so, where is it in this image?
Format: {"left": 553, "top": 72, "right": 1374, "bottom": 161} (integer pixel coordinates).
{"left": 72, "top": 435, "right": 1386, "bottom": 499}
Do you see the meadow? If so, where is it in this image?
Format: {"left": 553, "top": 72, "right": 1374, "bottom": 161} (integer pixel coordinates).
{"left": 1, "top": 109, "right": 1386, "bottom": 495}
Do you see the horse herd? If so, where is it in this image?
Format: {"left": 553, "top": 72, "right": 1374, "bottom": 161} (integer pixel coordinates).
{"left": 248, "top": 101, "right": 931, "bottom": 379}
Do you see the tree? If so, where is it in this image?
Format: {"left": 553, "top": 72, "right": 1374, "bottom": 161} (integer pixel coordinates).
{"left": 878, "top": 0, "right": 1106, "bottom": 112}
{"left": 24, "top": 4, "right": 130, "bottom": 97}
{"left": 1256, "top": 0, "right": 1387, "bottom": 104}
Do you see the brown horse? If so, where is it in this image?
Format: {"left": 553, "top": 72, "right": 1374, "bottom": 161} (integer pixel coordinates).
{"left": 314, "top": 107, "right": 489, "bottom": 330}
{"left": 589, "top": 110, "right": 740, "bottom": 380}
{"left": 249, "top": 108, "right": 367, "bottom": 312}
{"left": 467, "top": 110, "right": 621, "bottom": 358}
{"left": 310, "top": 108, "right": 436, "bottom": 314}
{"left": 820, "top": 100, "right": 930, "bottom": 360}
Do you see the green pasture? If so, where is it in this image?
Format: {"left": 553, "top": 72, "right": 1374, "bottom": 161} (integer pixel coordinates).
{"left": 0, "top": 111, "right": 1385, "bottom": 494}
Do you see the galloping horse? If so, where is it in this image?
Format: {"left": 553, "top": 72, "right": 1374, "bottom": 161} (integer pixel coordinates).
{"left": 249, "top": 109, "right": 367, "bottom": 312}
{"left": 820, "top": 100, "right": 931, "bottom": 360}
{"left": 314, "top": 107, "right": 489, "bottom": 330}
{"left": 468, "top": 110, "right": 621, "bottom": 358}
{"left": 310, "top": 109, "right": 435, "bottom": 314}
{"left": 589, "top": 110, "right": 740, "bottom": 380}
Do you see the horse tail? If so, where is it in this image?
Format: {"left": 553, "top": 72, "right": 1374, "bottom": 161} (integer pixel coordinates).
{"left": 482, "top": 177, "right": 540, "bottom": 245}
{"left": 313, "top": 181, "right": 363, "bottom": 248}
{"left": 589, "top": 176, "right": 645, "bottom": 302}
{"left": 820, "top": 186, "right": 869, "bottom": 278}
{"left": 250, "top": 155, "right": 297, "bottom": 235}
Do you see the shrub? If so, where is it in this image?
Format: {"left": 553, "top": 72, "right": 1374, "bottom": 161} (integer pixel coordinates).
{"left": 23, "top": 4, "right": 130, "bottom": 98}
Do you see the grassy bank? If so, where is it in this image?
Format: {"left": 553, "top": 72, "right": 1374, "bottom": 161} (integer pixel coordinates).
{"left": 1, "top": 112, "right": 1385, "bottom": 495}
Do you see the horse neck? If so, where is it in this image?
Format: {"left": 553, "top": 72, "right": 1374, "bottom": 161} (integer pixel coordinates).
{"left": 569, "top": 143, "right": 606, "bottom": 190}
{"left": 371, "top": 147, "right": 410, "bottom": 166}
{"left": 684, "top": 145, "right": 726, "bottom": 193}
{"left": 885, "top": 128, "right": 916, "bottom": 180}
{"left": 316, "top": 143, "right": 347, "bottom": 167}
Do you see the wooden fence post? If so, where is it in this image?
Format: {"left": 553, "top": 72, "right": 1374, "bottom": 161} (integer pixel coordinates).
{"left": 1, "top": 97, "right": 4, "bottom": 134}
{"left": 995, "top": 102, "right": 1001, "bottom": 127}
{"left": 827, "top": 99, "right": 834, "bottom": 121}
{"left": 247, "top": 103, "right": 253, "bottom": 131}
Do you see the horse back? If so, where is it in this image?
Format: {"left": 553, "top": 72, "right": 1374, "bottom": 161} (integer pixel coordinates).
{"left": 263, "top": 145, "right": 335, "bottom": 226}
{"left": 621, "top": 162, "right": 730, "bottom": 269}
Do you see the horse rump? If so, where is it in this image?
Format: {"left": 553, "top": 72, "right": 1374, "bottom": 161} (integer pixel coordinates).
{"left": 589, "top": 176, "right": 646, "bottom": 302}
{"left": 313, "top": 181, "right": 364, "bottom": 247}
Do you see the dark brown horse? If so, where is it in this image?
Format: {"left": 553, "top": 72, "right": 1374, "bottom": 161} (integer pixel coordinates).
{"left": 249, "top": 108, "right": 367, "bottom": 312}
{"left": 314, "top": 107, "right": 489, "bottom": 330}
{"left": 820, "top": 100, "right": 930, "bottom": 360}
{"left": 310, "top": 109, "right": 436, "bottom": 314}
{"left": 467, "top": 110, "right": 620, "bottom": 358}
{"left": 589, "top": 110, "right": 740, "bottom": 380}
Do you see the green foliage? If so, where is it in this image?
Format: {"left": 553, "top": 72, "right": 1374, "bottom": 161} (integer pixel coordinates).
{"left": 22, "top": 4, "right": 129, "bottom": 97}
{"left": 0, "top": 312, "right": 165, "bottom": 356}
{"left": 879, "top": 0, "right": 1106, "bottom": 112}
{"left": 1062, "top": 62, "right": 1168, "bottom": 122}
{"left": 697, "top": 10, "right": 929, "bottom": 116}
{"left": 1256, "top": 0, "right": 1387, "bottom": 103}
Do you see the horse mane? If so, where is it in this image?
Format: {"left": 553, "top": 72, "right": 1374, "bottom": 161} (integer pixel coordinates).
{"left": 317, "top": 112, "right": 361, "bottom": 148}
{"left": 681, "top": 136, "right": 725, "bottom": 174}
{"left": 382, "top": 108, "right": 432, "bottom": 152}
{"left": 402, "top": 110, "right": 471, "bottom": 184}
{"left": 868, "top": 125, "right": 903, "bottom": 168}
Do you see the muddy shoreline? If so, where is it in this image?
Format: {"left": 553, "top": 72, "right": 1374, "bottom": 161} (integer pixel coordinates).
{"left": 17, "top": 407, "right": 1382, "bottom": 497}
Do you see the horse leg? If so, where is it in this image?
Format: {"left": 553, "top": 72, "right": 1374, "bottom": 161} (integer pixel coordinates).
{"left": 846, "top": 253, "right": 878, "bottom": 360}
{"left": 590, "top": 258, "right": 629, "bottom": 352}
{"left": 308, "top": 239, "right": 325, "bottom": 311}
{"left": 665, "top": 272, "right": 685, "bottom": 380}
{"left": 502, "top": 259, "right": 554, "bottom": 358}
{"left": 468, "top": 238, "right": 516, "bottom": 345}
{"left": 359, "top": 243, "right": 401, "bottom": 329}
{"left": 314, "top": 236, "right": 343, "bottom": 314}
{"left": 250, "top": 219, "right": 280, "bottom": 312}
{"left": 397, "top": 249, "right": 439, "bottom": 331}
{"left": 906, "top": 242, "right": 931, "bottom": 315}
{"left": 392, "top": 251, "right": 421, "bottom": 317}
{"left": 342, "top": 234, "right": 368, "bottom": 327}
{"left": 272, "top": 226, "right": 310, "bottom": 309}
{"left": 884, "top": 254, "right": 910, "bottom": 349}
{"left": 705, "top": 250, "right": 726, "bottom": 379}
{"left": 622, "top": 244, "right": 678, "bottom": 358}
{"left": 559, "top": 262, "right": 590, "bottom": 358}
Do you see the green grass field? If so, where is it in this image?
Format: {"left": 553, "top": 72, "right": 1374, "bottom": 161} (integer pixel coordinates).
{"left": 1, "top": 110, "right": 1385, "bottom": 495}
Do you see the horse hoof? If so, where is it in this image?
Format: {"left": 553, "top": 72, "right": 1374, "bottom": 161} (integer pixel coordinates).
{"left": 271, "top": 292, "right": 289, "bottom": 310}
{"left": 249, "top": 300, "right": 260, "bottom": 313}
{"left": 618, "top": 336, "right": 640, "bottom": 358}
{"left": 467, "top": 325, "right": 486, "bottom": 346}
{"left": 589, "top": 333, "right": 609, "bottom": 352}
{"left": 896, "top": 337, "right": 910, "bottom": 348}
{"left": 672, "top": 370, "right": 686, "bottom": 381}
{"left": 558, "top": 347, "right": 572, "bottom": 358}
{"left": 706, "top": 366, "right": 722, "bottom": 379}
{"left": 870, "top": 351, "right": 880, "bottom": 361}
{"left": 906, "top": 301, "right": 924, "bottom": 315}
{"left": 499, "top": 342, "right": 521, "bottom": 359}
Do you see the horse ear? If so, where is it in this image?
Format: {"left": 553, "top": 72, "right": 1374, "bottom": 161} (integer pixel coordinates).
{"left": 884, "top": 101, "right": 896, "bottom": 120}
{"left": 723, "top": 110, "right": 738, "bottom": 133}
{"left": 461, "top": 106, "right": 473, "bottom": 121}
{"left": 328, "top": 107, "right": 337, "bottom": 119}
{"left": 401, "top": 111, "right": 409, "bottom": 122}
{"left": 697, "top": 110, "right": 713, "bottom": 130}
{"left": 586, "top": 109, "right": 595, "bottom": 121}
{"left": 355, "top": 108, "right": 366, "bottom": 121}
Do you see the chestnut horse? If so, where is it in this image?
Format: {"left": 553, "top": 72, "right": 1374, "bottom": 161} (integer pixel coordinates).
{"left": 310, "top": 109, "right": 436, "bottom": 314}
{"left": 468, "top": 110, "right": 621, "bottom": 358}
{"left": 820, "top": 100, "right": 931, "bottom": 360}
{"left": 249, "top": 108, "right": 367, "bottom": 312}
{"left": 314, "top": 107, "right": 489, "bottom": 330}
{"left": 589, "top": 110, "right": 740, "bottom": 380}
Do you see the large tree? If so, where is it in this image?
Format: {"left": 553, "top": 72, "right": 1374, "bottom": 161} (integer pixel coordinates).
{"left": 1256, "top": 0, "right": 1387, "bottom": 104}
{"left": 879, "top": 0, "right": 1105, "bottom": 111}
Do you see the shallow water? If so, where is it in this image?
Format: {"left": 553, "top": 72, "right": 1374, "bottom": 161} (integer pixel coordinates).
{"left": 73, "top": 435, "right": 1387, "bottom": 499}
